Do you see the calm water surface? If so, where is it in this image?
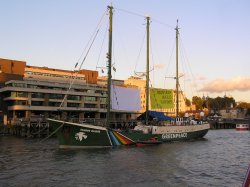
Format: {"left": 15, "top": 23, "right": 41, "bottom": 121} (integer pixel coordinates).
{"left": 0, "top": 130, "right": 249, "bottom": 187}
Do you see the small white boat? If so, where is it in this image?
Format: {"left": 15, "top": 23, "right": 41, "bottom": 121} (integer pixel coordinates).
{"left": 236, "top": 124, "right": 249, "bottom": 131}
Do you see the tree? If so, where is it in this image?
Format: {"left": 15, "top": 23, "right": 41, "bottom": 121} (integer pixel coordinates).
{"left": 192, "top": 96, "right": 203, "bottom": 110}
{"left": 237, "top": 102, "right": 250, "bottom": 109}
{"left": 185, "top": 98, "right": 191, "bottom": 107}
{"left": 207, "top": 96, "right": 236, "bottom": 111}
{"left": 245, "top": 108, "right": 250, "bottom": 117}
{"left": 192, "top": 95, "right": 237, "bottom": 112}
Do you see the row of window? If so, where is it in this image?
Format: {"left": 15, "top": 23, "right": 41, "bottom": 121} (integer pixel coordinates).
{"left": 8, "top": 100, "right": 106, "bottom": 109}
{"left": 8, "top": 92, "right": 107, "bottom": 102}
{"left": 11, "top": 92, "right": 28, "bottom": 97}
{"left": 25, "top": 71, "right": 85, "bottom": 80}
{"left": 7, "top": 83, "right": 106, "bottom": 95}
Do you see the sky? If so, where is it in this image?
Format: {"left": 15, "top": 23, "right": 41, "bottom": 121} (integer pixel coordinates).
{"left": 1, "top": 0, "right": 250, "bottom": 102}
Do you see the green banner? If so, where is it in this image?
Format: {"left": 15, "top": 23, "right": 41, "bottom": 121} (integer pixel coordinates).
{"left": 150, "top": 88, "right": 174, "bottom": 109}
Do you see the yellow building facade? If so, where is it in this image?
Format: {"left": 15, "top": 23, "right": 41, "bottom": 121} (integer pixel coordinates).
{"left": 124, "top": 76, "right": 190, "bottom": 117}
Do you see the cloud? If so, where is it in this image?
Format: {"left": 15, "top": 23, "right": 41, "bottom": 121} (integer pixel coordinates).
{"left": 153, "top": 63, "right": 165, "bottom": 69}
{"left": 183, "top": 74, "right": 208, "bottom": 82}
{"left": 196, "top": 75, "right": 207, "bottom": 81}
{"left": 199, "top": 77, "right": 250, "bottom": 93}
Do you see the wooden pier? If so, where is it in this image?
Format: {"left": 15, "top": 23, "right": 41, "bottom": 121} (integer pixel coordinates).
{"left": 209, "top": 118, "right": 250, "bottom": 129}
{"left": 1, "top": 117, "right": 250, "bottom": 137}
{"left": 0, "top": 117, "right": 50, "bottom": 138}
{"left": 0, "top": 117, "right": 137, "bottom": 138}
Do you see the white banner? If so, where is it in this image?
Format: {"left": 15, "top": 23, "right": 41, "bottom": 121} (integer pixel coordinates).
{"left": 111, "top": 85, "right": 141, "bottom": 111}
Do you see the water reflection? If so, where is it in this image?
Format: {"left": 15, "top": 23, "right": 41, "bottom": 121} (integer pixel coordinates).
{"left": 0, "top": 130, "right": 249, "bottom": 186}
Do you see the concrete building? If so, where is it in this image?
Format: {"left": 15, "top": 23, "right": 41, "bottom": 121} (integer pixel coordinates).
{"left": 219, "top": 108, "right": 246, "bottom": 119}
{"left": 125, "top": 76, "right": 146, "bottom": 112}
{"left": 0, "top": 58, "right": 193, "bottom": 126}
{"left": 0, "top": 58, "right": 138, "bottom": 125}
{"left": 124, "top": 76, "right": 189, "bottom": 116}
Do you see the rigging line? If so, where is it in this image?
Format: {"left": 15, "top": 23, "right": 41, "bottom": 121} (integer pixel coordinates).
{"left": 76, "top": 9, "right": 108, "bottom": 64}
{"left": 112, "top": 16, "right": 130, "bottom": 76}
{"left": 96, "top": 22, "right": 109, "bottom": 70}
{"left": 179, "top": 39, "right": 193, "bottom": 100}
{"left": 178, "top": 37, "right": 193, "bottom": 101}
{"left": 112, "top": 39, "right": 116, "bottom": 78}
{"left": 56, "top": 10, "right": 107, "bottom": 112}
{"left": 178, "top": 39, "right": 186, "bottom": 92}
{"left": 114, "top": 7, "right": 146, "bottom": 18}
{"left": 149, "top": 34, "right": 156, "bottom": 87}
{"left": 149, "top": 26, "right": 168, "bottom": 88}
{"left": 40, "top": 122, "right": 65, "bottom": 142}
{"left": 134, "top": 30, "right": 146, "bottom": 74}
{"left": 178, "top": 84, "right": 189, "bottom": 111}
{"left": 179, "top": 36, "right": 199, "bottom": 97}
{"left": 164, "top": 39, "right": 175, "bottom": 88}
{"left": 58, "top": 14, "right": 103, "bottom": 109}
{"left": 179, "top": 37, "right": 195, "bottom": 79}
{"left": 115, "top": 6, "right": 175, "bottom": 30}
{"left": 151, "top": 18, "right": 175, "bottom": 29}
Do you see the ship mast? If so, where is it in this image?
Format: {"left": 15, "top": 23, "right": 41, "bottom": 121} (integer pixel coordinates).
{"left": 145, "top": 16, "right": 150, "bottom": 126}
{"left": 175, "top": 20, "right": 179, "bottom": 117}
{"left": 106, "top": 5, "right": 113, "bottom": 127}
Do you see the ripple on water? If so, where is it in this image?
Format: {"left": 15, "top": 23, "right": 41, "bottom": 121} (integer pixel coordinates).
{"left": 0, "top": 130, "right": 249, "bottom": 187}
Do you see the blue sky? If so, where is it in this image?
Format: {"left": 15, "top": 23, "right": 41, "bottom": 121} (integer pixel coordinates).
{"left": 1, "top": 0, "right": 250, "bottom": 102}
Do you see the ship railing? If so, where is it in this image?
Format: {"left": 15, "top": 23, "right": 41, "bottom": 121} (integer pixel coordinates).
{"left": 76, "top": 118, "right": 138, "bottom": 129}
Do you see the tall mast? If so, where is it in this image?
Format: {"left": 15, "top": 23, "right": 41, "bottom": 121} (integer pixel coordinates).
{"left": 175, "top": 20, "right": 179, "bottom": 117}
{"left": 145, "top": 16, "right": 150, "bottom": 125}
{"left": 106, "top": 5, "right": 113, "bottom": 127}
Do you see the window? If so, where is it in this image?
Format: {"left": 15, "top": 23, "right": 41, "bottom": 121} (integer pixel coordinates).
{"left": 31, "top": 101, "right": 43, "bottom": 106}
{"left": 87, "top": 90, "right": 95, "bottom": 94}
{"left": 13, "top": 83, "right": 26, "bottom": 88}
{"left": 67, "top": 103, "right": 80, "bottom": 107}
{"left": 49, "top": 94, "right": 64, "bottom": 99}
{"left": 48, "top": 102, "right": 61, "bottom": 107}
{"left": 27, "top": 85, "right": 38, "bottom": 89}
{"left": 11, "top": 92, "right": 28, "bottom": 97}
{"left": 84, "top": 97, "right": 96, "bottom": 102}
{"left": 9, "top": 100, "right": 27, "bottom": 106}
{"left": 32, "top": 93, "right": 44, "bottom": 98}
{"left": 84, "top": 104, "right": 96, "bottom": 108}
{"left": 100, "top": 98, "right": 107, "bottom": 103}
{"left": 100, "top": 104, "right": 106, "bottom": 109}
{"left": 67, "top": 95, "right": 80, "bottom": 101}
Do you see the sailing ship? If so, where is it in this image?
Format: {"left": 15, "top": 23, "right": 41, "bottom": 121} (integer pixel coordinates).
{"left": 47, "top": 5, "right": 209, "bottom": 148}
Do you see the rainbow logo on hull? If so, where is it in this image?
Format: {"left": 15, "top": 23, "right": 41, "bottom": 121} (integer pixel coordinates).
{"left": 108, "top": 130, "right": 135, "bottom": 146}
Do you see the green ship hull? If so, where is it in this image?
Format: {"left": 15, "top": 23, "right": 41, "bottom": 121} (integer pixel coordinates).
{"left": 48, "top": 118, "right": 209, "bottom": 148}
{"left": 120, "top": 126, "right": 209, "bottom": 143}
{"left": 48, "top": 119, "right": 113, "bottom": 148}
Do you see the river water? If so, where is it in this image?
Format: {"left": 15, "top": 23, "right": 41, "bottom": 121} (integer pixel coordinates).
{"left": 0, "top": 130, "right": 249, "bottom": 187}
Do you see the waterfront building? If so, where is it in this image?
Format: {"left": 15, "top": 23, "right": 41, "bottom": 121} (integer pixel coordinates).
{"left": 0, "top": 58, "right": 193, "bottom": 126}
{"left": 124, "top": 76, "right": 190, "bottom": 117}
{"left": 0, "top": 58, "right": 139, "bottom": 125}
{"left": 219, "top": 108, "right": 246, "bottom": 119}
{"left": 125, "top": 76, "right": 146, "bottom": 113}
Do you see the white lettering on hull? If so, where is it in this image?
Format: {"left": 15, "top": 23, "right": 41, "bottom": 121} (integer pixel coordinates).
{"left": 162, "top": 133, "right": 188, "bottom": 139}
{"left": 80, "top": 128, "right": 101, "bottom": 133}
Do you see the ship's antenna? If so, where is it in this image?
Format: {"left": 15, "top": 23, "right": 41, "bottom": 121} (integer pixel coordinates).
{"left": 175, "top": 19, "right": 180, "bottom": 117}
{"left": 145, "top": 16, "right": 150, "bottom": 125}
{"left": 106, "top": 5, "right": 113, "bottom": 127}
